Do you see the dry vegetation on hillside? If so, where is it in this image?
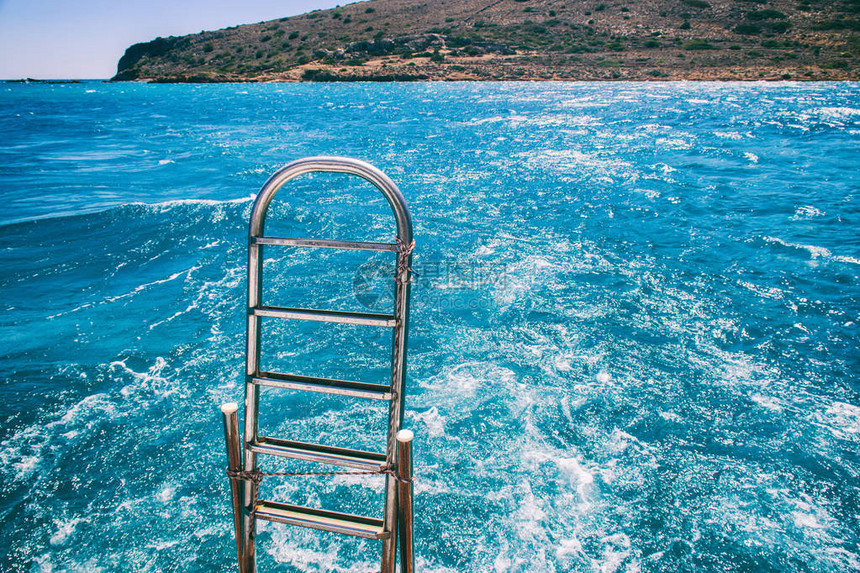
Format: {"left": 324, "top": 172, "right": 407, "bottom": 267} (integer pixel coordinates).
{"left": 114, "top": 0, "right": 860, "bottom": 81}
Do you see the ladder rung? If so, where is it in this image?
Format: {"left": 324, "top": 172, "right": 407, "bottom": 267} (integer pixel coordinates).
{"left": 249, "top": 436, "right": 388, "bottom": 471}
{"left": 253, "top": 236, "right": 398, "bottom": 252}
{"left": 254, "top": 371, "right": 392, "bottom": 400}
{"left": 252, "top": 306, "right": 396, "bottom": 327}
{"left": 255, "top": 500, "right": 388, "bottom": 539}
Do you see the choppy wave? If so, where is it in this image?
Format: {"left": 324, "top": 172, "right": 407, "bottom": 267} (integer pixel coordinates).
{"left": 1, "top": 82, "right": 858, "bottom": 572}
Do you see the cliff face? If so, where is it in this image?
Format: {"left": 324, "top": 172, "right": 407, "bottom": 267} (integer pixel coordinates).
{"left": 114, "top": 0, "right": 860, "bottom": 82}
{"left": 115, "top": 37, "right": 191, "bottom": 80}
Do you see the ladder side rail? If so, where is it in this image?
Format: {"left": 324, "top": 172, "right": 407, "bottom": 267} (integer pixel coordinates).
{"left": 242, "top": 237, "right": 263, "bottom": 573}
{"left": 381, "top": 243, "right": 413, "bottom": 572}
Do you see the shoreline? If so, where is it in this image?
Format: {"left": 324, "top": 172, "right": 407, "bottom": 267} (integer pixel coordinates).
{"left": 110, "top": 53, "right": 859, "bottom": 84}
{"left": 6, "top": 77, "right": 858, "bottom": 84}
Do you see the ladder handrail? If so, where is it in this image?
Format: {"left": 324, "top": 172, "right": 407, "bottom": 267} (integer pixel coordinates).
{"left": 234, "top": 157, "right": 415, "bottom": 573}
{"left": 249, "top": 156, "right": 413, "bottom": 244}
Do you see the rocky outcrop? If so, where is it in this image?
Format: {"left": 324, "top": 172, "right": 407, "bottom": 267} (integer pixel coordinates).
{"left": 115, "top": 37, "right": 190, "bottom": 80}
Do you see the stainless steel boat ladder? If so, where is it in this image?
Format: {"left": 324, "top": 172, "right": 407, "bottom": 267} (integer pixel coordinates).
{"left": 219, "top": 157, "right": 415, "bottom": 573}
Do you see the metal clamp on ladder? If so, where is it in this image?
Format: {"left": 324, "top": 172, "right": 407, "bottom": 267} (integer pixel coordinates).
{"left": 219, "top": 157, "right": 416, "bottom": 573}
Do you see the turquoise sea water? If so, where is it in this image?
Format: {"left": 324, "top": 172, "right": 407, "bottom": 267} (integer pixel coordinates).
{"left": 0, "top": 82, "right": 858, "bottom": 572}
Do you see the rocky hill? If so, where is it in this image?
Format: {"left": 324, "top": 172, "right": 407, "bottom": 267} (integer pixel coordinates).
{"left": 113, "top": 0, "right": 860, "bottom": 81}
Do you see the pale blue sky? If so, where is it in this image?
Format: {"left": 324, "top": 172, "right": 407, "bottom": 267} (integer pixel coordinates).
{"left": 0, "top": 0, "right": 341, "bottom": 79}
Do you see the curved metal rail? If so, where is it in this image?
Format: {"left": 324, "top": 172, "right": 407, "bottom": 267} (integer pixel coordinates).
{"left": 250, "top": 156, "right": 413, "bottom": 244}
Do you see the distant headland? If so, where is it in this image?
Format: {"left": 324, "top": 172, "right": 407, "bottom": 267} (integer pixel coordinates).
{"left": 113, "top": 0, "right": 860, "bottom": 82}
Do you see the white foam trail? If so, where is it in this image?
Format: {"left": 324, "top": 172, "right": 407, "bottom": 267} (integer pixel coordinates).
{"left": 0, "top": 392, "right": 115, "bottom": 481}
{"left": 127, "top": 195, "right": 254, "bottom": 210}
{"left": 817, "top": 402, "right": 860, "bottom": 439}
{"left": 267, "top": 526, "right": 377, "bottom": 571}
{"left": 752, "top": 394, "right": 784, "bottom": 412}
{"left": 816, "top": 106, "right": 860, "bottom": 119}
{"left": 50, "top": 518, "right": 82, "bottom": 547}
{"left": 763, "top": 236, "right": 832, "bottom": 260}
{"left": 413, "top": 557, "right": 461, "bottom": 573}
{"left": 791, "top": 205, "right": 825, "bottom": 220}
{"left": 714, "top": 131, "right": 744, "bottom": 140}
{"left": 410, "top": 407, "right": 446, "bottom": 438}
{"left": 106, "top": 265, "right": 199, "bottom": 303}
{"left": 834, "top": 255, "right": 860, "bottom": 265}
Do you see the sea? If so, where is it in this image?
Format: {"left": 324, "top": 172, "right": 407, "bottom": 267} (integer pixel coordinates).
{"left": 0, "top": 81, "right": 858, "bottom": 572}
